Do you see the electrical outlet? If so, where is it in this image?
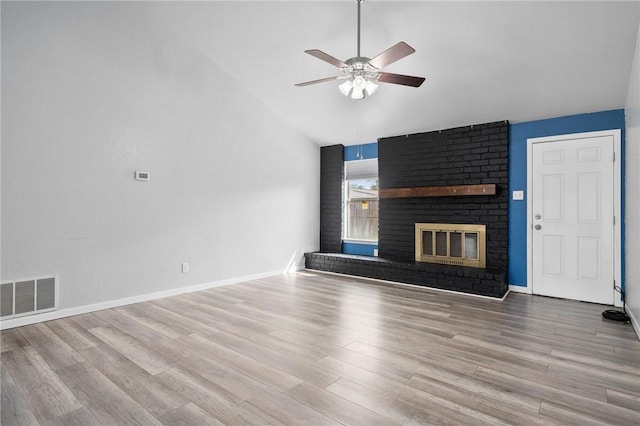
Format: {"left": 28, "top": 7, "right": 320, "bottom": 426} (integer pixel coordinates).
{"left": 181, "top": 262, "right": 189, "bottom": 273}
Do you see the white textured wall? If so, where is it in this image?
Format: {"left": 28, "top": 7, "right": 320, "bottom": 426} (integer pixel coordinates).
{"left": 1, "top": 2, "right": 319, "bottom": 311}
{"left": 625, "top": 17, "right": 640, "bottom": 334}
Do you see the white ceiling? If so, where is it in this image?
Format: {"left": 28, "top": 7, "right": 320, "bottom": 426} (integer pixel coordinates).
{"left": 145, "top": 1, "right": 640, "bottom": 146}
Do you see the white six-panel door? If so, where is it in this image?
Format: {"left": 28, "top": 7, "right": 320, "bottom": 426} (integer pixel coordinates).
{"left": 530, "top": 133, "right": 616, "bottom": 305}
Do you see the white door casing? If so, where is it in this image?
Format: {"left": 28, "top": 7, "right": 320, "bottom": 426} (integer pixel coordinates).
{"left": 526, "top": 130, "right": 622, "bottom": 306}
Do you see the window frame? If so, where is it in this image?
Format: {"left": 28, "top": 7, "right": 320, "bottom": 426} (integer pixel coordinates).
{"left": 343, "top": 159, "right": 379, "bottom": 243}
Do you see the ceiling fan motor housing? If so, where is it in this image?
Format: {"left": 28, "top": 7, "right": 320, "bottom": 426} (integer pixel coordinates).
{"left": 344, "top": 57, "right": 379, "bottom": 80}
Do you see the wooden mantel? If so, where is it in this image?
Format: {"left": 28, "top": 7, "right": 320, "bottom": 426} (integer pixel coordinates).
{"left": 379, "top": 184, "right": 497, "bottom": 199}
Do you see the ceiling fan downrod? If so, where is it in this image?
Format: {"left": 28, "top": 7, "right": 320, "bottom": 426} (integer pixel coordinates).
{"left": 357, "top": 0, "right": 362, "bottom": 58}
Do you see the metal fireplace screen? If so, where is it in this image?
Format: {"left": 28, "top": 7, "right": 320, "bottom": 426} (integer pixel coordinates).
{"left": 415, "top": 223, "right": 486, "bottom": 268}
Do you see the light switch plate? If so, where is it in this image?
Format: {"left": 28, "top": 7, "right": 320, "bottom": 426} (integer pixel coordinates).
{"left": 512, "top": 190, "right": 524, "bottom": 200}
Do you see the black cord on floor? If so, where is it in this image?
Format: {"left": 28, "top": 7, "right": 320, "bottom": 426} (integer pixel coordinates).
{"left": 602, "top": 286, "right": 630, "bottom": 324}
{"left": 602, "top": 309, "right": 631, "bottom": 323}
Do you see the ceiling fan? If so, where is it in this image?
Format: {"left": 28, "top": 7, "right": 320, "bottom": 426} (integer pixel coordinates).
{"left": 295, "top": 0, "right": 425, "bottom": 100}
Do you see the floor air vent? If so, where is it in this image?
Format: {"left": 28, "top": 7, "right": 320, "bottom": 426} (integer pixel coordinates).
{"left": 0, "top": 276, "right": 57, "bottom": 319}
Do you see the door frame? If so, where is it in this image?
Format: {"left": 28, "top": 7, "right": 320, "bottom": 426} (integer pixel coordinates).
{"left": 526, "top": 129, "right": 622, "bottom": 306}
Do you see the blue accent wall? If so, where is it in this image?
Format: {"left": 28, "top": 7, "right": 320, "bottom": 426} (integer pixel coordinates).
{"left": 343, "top": 142, "right": 379, "bottom": 256}
{"left": 342, "top": 241, "right": 378, "bottom": 256}
{"left": 344, "top": 142, "right": 378, "bottom": 161}
{"left": 508, "top": 109, "right": 626, "bottom": 288}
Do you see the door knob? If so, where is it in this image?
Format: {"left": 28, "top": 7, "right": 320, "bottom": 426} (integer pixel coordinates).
{"left": 535, "top": 224, "right": 542, "bottom": 230}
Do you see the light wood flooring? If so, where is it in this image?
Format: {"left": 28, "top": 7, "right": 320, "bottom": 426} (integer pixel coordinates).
{"left": 1, "top": 271, "right": 639, "bottom": 425}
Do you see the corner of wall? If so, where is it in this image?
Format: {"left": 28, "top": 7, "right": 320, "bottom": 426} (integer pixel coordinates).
{"left": 624, "top": 17, "right": 640, "bottom": 338}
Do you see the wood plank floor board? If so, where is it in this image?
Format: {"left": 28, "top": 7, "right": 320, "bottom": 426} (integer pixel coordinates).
{"left": 613, "top": 342, "right": 640, "bottom": 356}
{"left": 0, "top": 365, "right": 39, "bottom": 426}
{"left": 285, "top": 381, "right": 403, "bottom": 426}
{"left": 42, "top": 407, "right": 102, "bottom": 426}
{"left": 212, "top": 321, "right": 330, "bottom": 364}
{"left": 78, "top": 343, "right": 189, "bottom": 418}
{"left": 538, "top": 400, "right": 621, "bottom": 426}
{"left": 412, "top": 364, "right": 543, "bottom": 413}
{"left": 15, "top": 322, "right": 64, "bottom": 347}
{"left": 142, "top": 302, "right": 223, "bottom": 336}
{"left": 313, "top": 355, "right": 410, "bottom": 399}
{"left": 45, "top": 317, "right": 101, "bottom": 351}
{"left": 116, "top": 303, "right": 196, "bottom": 339}
{"left": 269, "top": 327, "right": 356, "bottom": 353}
{"left": 546, "top": 362, "right": 640, "bottom": 397}
{"left": 87, "top": 326, "right": 172, "bottom": 375}
{"left": 157, "top": 402, "right": 226, "bottom": 426}
{"left": 153, "top": 367, "right": 267, "bottom": 424}
{"left": 474, "top": 365, "right": 640, "bottom": 424}
{"left": 189, "top": 302, "right": 297, "bottom": 334}
{"left": 155, "top": 366, "right": 254, "bottom": 409}
{"left": 332, "top": 308, "right": 459, "bottom": 340}
{"left": 245, "top": 384, "right": 344, "bottom": 426}
{"left": 177, "top": 333, "right": 303, "bottom": 392}
{"left": 26, "top": 339, "right": 84, "bottom": 372}
{"left": 343, "top": 340, "right": 425, "bottom": 374}
{"left": 230, "top": 401, "right": 290, "bottom": 426}
{"left": 1, "top": 346, "right": 82, "bottom": 423}
{"left": 328, "top": 345, "right": 418, "bottom": 381}
{"left": 498, "top": 327, "right": 621, "bottom": 357}
{"left": 230, "top": 301, "right": 340, "bottom": 336}
{"left": 55, "top": 361, "right": 163, "bottom": 426}
{"left": 0, "top": 328, "right": 29, "bottom": 353}
{"left": 393, "top": 380, "right": 511, "bottom": 425}
{"left": 229, "top": 292, "right": 347, "bottom": 329}
{"left": 201, "top": 330, "right": 340, "bottom": 388}
{"left": 406, "top": 372, "right": 560, "bottom": 425}
{"left": 550, "top": 347, "right": 640, "bottom": 375}
{"left": 324, "top": 377, "right": 426, "bottom": 426}
{"left": 606, "top": 389, "right": 640, "bottom": 412}
{"left": 156, "top": 350, "right": 274, "bottom": 403}
{"left": 67, "top": 311, "right": 109, "bottom": 330}
{"left": 2, "top": 271, "right": 638, "bottom": 425}
{"left": 343, "top": 339, "right": 478, "bottom": 377}
{"left": 357, "top": 325, "right": 551, "bottom": 377}
{"left": 92, "top": 308, "right": 173, "bottom": 347}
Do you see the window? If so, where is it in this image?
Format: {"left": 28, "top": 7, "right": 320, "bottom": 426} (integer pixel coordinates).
{"left": 344, "top": 159, "right": 378, "bottom": 241}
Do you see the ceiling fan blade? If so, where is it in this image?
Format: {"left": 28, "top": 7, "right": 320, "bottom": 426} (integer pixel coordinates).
{"left": 305, "top": 49, "right": 348, "bottom": 68}
{"left": 368, "top": 42, "right": 416, "bottom": 69}
{"left": 295, "top": 76, "right": 342, "bottom": 87}
{"left": 377, "top": 72, "right": 425, "bottom": 87}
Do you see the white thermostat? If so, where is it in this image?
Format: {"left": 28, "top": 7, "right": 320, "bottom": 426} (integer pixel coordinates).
{"left": 512, "top": 190, "right": 524, "bottom": 200}
{"left": 135, "top": 171, "right": 151, "bottom": 181}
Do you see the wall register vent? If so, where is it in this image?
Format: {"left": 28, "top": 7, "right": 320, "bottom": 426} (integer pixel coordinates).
{"left": 0, "top": 276, "right": 58, "bottom": 319}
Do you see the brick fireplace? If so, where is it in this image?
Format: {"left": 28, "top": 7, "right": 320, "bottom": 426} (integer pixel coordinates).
{"left": 306, "top": 120, "right": 509, "bottom": 298}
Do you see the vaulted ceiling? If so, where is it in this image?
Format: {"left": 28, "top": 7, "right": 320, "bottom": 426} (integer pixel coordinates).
{"left": 146, "top": 1, "right": 640, "bottom": 146}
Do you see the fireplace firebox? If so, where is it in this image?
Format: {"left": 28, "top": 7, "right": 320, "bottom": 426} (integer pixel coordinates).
{"left": 415, "top": 223, "right": 486, "bottom": 268}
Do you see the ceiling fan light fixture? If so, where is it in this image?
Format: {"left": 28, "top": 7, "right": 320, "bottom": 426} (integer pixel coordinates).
{"left": 350, "top": 75, "right": 367, "bottom": 99}
{"left": 353, "top": 75, "right": 366, "bottom": 91}
{"left": 340, "top": 74, "right": 377, "bottom": 100}
{"left": 339, "top": 79, "right": 354, "bottom": 96}
{"left": 364, "top": 79, "right": 378, "bottom": 96}
{"left": 351, "top": 86, "right": 365, "bottom": 100}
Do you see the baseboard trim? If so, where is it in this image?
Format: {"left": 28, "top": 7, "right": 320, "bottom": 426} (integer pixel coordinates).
{"left": 0, "top": 269, "right": 287, "bottom": 330}
{"left": 306, "top": 268, "right": 510, "bottom": 301}
{"left": 509, "top": 284, "right": 530, "bottom": 294}
{"left": 626, "top": 306, "right": 640, "bottom": 340}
